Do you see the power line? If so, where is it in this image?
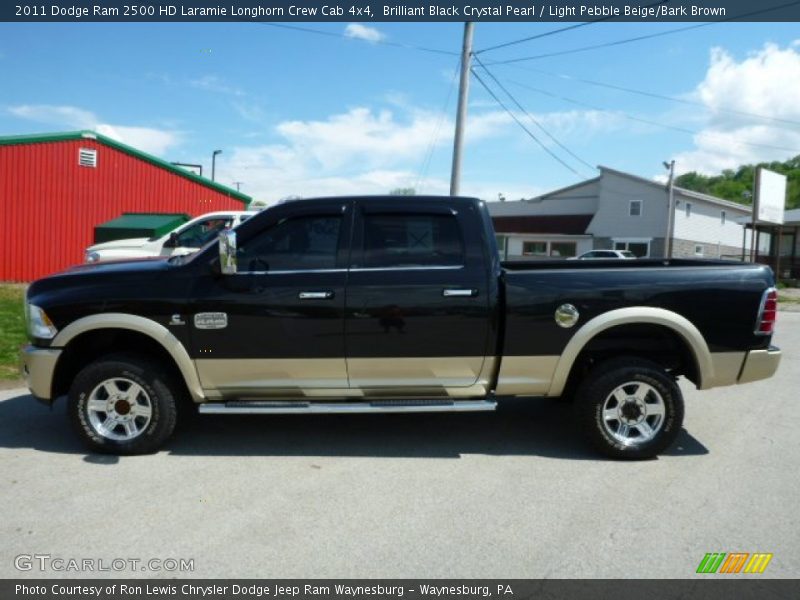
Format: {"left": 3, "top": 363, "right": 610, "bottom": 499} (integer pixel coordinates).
{"left": 487, "top": 1, "right": 800, "bottom": 65}
{"left": 497, "top": 64, "right": 800, "bottom": 128}
{"left": 470, "top": 68, "right": 586, "bottom": 178}
{"left": 472, "top": 55, "right": 596, "bottom": 172}
{"left": 414, "top": 60, "right": 460, "bottom": 191}
{"left": 476, "top": 0, "right": 667, "bottom": 55}
{"left": 255, "top": 22, "right": 458, "bottom": 56}
{"left": 505, "top": 78, "right": 800, "bottom": 154}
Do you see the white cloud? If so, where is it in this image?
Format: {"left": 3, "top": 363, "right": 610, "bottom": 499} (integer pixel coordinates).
{"left": 7, "top": 104, "right": 180, "bottom": 155}
{"left": 344, "top": 23, "right": 385, "bottom": 43}
{"left": 673, "top": 42, "right": 800, "bottom": 175}
{"left": 215, "top": 103, "right": 596, "bottom": 203}
{"left": 189, "top": 75, "right": 244, "bottom": 96}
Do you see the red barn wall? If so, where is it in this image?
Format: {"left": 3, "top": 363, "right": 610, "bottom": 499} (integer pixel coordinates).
{"left": 0, "top": 139, "right": 246, "bottom": 282}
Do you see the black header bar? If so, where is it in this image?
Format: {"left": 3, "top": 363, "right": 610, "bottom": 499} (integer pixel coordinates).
{"left": 4, "top": 0, "right": 800, "bottom": 22}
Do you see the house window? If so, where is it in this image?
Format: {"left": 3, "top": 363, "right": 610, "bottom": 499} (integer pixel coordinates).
{"left": 522, "top": 241, "right": 548, "bottom": 256}
{"left": 549, "top": 242, "right": 577, "bottom": 258}
{"left": 78, "top": 148, "right": 97, "bottom": 168}
{"left": 685, "top": 202, "right": 692, "bottom": 218}
{"left": 695, "top": 244, "right": 704, "bottom": 256}
{"left": 614, "top": 239, "right": 650, "bottom": 258}
{"left": 629, "top": 200, "right": 642, "bottom": 217}
{"left": 721, "top": 210, "right": 726, "bottom": 225}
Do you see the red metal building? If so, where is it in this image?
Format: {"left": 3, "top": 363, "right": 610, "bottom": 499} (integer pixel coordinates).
{"left": 0, "top": 130, "right": 251, "bottom": 282}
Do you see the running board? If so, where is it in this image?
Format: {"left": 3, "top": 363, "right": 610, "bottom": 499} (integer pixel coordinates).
{"left": 198, "top": 399, "right": 497, "bottom": 415}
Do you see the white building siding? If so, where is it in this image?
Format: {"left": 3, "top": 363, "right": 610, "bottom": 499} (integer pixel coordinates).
{"left": 586, "top": 170, "right": 669, "bottom": 239}
{"left": 673, "top": 197, "right": 749, "bottom": 253}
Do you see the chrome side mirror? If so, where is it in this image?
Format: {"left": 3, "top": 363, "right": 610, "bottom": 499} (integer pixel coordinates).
{"left": 218, "top": 230, "right": 237, "bottom": 275}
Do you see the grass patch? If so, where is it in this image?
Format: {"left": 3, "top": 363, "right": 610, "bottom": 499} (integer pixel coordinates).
{"left": 0, "top": 284, "right": 27, "bottom": 380}
{"left": 778, "top": 293, "right": 800, "bottom": 304}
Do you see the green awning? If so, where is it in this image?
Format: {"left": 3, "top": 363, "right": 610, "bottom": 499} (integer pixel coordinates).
{"left": 94, "top": 213, "right": 190, "bottom": 243}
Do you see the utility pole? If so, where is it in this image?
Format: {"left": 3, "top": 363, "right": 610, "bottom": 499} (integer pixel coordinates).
{"left": 211, "top": 149, "right": 222, "bottom": 181}
{"left": 663, "top": 160, "right": 676, "bottom": 258}
{"left": 750, "top": 168, "right": 761, "bottom": 262}
{"left": 232, "top": 181, "right": 243, "bottom": 192}
{"left": 449, "top": 21, "right": 474, "bottom": 197}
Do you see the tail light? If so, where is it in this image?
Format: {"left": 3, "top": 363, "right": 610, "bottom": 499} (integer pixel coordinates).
{"left": 754, "top": 287, "right": 778, "bottom": 335}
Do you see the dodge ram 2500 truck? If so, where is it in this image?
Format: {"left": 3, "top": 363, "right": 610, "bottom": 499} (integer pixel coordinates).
{"left": 21, "top": 196, "right": 781, "bottom": 458}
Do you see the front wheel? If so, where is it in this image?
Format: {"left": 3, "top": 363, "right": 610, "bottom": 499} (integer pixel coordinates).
{"left": 68, "top": 355, "right": 178, "bottom": 455}
{"left": 575, "top": 357, "right": 684, "bottom": 459}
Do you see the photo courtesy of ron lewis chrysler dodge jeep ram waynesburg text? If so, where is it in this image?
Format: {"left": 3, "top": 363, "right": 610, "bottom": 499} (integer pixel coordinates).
{"left": 21, "top": 196, "right": 781, "bottom": 458}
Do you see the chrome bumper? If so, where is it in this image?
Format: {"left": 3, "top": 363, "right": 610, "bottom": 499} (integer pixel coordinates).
{"left": 20, "top": 345, "right": 61, "bottom": 402}
{"left": 738, "top": 346, "right": 781, "bottom": 384}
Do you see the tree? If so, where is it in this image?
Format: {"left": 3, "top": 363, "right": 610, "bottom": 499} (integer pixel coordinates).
{"left": 675, "top": 155, "right": 800, "bottom": 209}
{"left": 389, "top": 187, "right": 416, "bottom": 196}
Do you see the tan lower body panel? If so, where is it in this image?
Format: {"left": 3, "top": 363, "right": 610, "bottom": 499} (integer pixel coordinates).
{"left": 196, "top": 358, "right": 348, "bottom": 394}
{"left": 195, "top": 356, "right": 495, "bottom": 399}
{"left": 494, "top": 355, "right": 560, "bottom": 396}
{"left": 703, "top": 352, "right": 747, "bottom": 389}
{"left": 738, "top": 348, "right": 781, "bottom": 384}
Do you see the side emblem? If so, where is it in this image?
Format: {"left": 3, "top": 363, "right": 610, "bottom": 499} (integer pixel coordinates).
{"left": 555, "top": 303, "right": 579, "bottom": 328}
{"left": 194, "top": 312, "right": 228, "bottom": 330}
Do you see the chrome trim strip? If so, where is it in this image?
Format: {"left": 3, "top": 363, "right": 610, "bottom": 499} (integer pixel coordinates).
{"left": 349, "top": 265, "right": 464, "bottom": 272}
{"left": 236, "top": 268, "right": 348, "bottom": 275}
{"left": 198, "top": 400, "right": 497, "bottom": 414}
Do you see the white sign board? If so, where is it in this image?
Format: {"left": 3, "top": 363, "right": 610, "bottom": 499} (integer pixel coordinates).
{"left": 755, "top": 167, "right": 787, "bottom": 225}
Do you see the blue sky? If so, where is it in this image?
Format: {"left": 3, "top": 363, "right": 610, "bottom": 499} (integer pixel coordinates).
{"left": 1, "top": 21, "right": 799, "bottom": 202}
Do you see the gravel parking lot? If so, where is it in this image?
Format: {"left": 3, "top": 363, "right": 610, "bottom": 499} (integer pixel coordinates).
{"left": 1, "top": 314, "right": 797, "bottom": 579}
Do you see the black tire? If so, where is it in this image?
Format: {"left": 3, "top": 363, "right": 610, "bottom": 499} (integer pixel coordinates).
{"left": 575, "top": 356, "right": 684, "bottom": 459}
{"left": 68, "top": 354, "right": 178, "bottom": 455}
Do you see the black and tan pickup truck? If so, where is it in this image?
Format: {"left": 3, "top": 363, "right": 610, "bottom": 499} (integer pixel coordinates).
{"left": 21, "top": 195, "right": 781, "bottom": 458}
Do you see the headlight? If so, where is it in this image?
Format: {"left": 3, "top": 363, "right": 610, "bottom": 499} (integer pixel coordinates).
{"left": 85, "top": 251, "right": 100, "bottom": 263}
{"left": 27, "top": 305, "right": 58, "bottom": 339}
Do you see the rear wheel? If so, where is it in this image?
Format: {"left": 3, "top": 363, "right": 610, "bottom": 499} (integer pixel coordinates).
{"left": 575, "top": 357, "right": 684, "bottom": 459}
{"left": 68, "top": 355, "right": 178, "bottom": 455}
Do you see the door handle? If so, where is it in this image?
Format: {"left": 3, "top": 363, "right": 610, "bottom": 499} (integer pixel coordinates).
{"left": 299, "top": 291, "right": 334, "bottom": 300}
{"left": 442, "top": 288, "right": 478, "bottom": 297}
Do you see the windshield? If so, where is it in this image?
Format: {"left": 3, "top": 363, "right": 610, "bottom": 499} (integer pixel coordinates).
{"left": 620, "top": 251, "right": 636, "bottom": 258}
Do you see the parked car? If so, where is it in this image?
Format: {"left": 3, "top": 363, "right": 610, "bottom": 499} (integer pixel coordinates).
{"left": 22, "top": 196, "right": 780, "bottom": 458}
{"left": 570, "top": 249, "right": 637, "bottom": 260}
{"left": 84, "top": 211, "right": 256, "bottom": 263}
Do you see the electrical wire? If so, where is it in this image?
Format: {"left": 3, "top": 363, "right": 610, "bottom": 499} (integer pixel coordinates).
{"left": 496, "top": 64, "right": 800, "bottom": 128}
{"left": 475, "top": 0, "right": 668, "bottom": 55}
{"left": 255, "top": 22, "right": 458, "bottom": 56}
{"left": 472, "top": 55, "right": 596, "bottom": 172}
{"left": 470, "top": 68, "right": 586, "bottom": 178}
{"left": 486, "top": 1, "right": 800, "bottom": 65}
{"left": 504, "top": 78, "right": 800, "bottom": 154}
{"left": 414, "top": 61, "right": 460, "bottom": 192}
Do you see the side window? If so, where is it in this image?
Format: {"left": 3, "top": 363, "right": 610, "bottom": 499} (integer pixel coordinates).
{"left": 238, "top": 215, "right": 341, "bottom": 272}
{"left": 363, "top": 213, "right": 464, "bottom": 268}
{"left": 176, "top": 218, "right": 233, "bottom": 248}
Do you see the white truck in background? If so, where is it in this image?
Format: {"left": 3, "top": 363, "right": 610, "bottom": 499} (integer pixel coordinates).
{"left": 84, "top": 211, "right": 256, "bottom": 263}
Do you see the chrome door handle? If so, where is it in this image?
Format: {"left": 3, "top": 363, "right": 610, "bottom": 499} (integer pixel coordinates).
{"left": 299, "top": 291, "right": 334, "bottom": 300}
{"left": 442, "top": 289, "right": 478, "bottom": 297}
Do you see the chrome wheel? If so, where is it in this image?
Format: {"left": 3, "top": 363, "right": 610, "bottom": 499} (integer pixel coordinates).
{"left": 86, "top": 378, "right": 153, "bottom": 441}
{"left": 601, "top": 381, "right": 665, "bottom": 446}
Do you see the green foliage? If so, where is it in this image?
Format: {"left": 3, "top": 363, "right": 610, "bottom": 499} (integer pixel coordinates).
{"left": 389, "top": 187, "right": 416, "bottom": 196}
{"left": 675, "top": 155, "right": 800, "bottom": 209}
{"left": 0, "top": 284, "right": 27, "bottom": 380}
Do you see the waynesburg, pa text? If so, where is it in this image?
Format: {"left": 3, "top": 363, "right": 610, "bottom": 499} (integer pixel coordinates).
{"left": 16, "top": 583, "right": 514, "bottom": 597}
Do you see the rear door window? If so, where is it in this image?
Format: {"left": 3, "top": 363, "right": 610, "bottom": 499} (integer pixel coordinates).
{"left": 362, "top": 213, "right": 464, "bottom": 268}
